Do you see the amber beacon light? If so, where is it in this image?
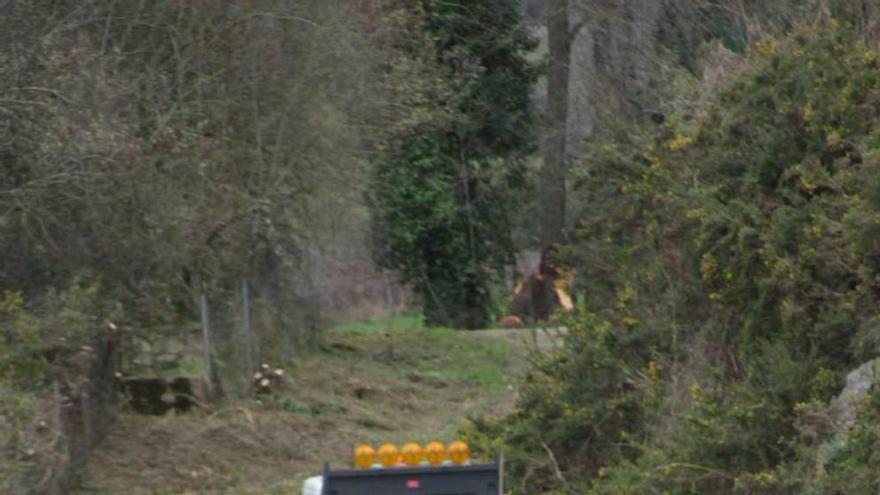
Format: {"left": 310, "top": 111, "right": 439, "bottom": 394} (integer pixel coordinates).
{"left": 447, "top": 440, "right": 470, "bottom": 465}
{"left": 424, "top": 441, "right": 447, "bottom": 465}
{"left": 377, "top": 443, "right": 400, "bottom": 467}
{"left": 353, "top": 444, "right": 375, "bottom": 469}
{"left": 352, "top": 440, "right": 471, "bottom": 468}
{"left": 401, "top": 442, "right": 424, "bottom": 466}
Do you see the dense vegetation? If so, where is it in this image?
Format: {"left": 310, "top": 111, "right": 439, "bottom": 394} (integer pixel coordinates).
{"left": 372, "top": 0, "right": 538, "bottom": 329}
{"left": 5, "top": 1, "right": 880, "bottom": 495}
{"left": 1, "top": 1, "right": 393, "bottom": 490}
{"left": 469, "top": 4, "right": 880, "bottom": 494}
{"left": 0, "top": 0, "right": 390, "bottom": 368}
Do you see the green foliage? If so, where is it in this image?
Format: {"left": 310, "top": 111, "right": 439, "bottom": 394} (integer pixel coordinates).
{"left": 805, "top": 389, "right": 880, "bottom": 494}
{"left": 473, "top": 13, "right": 880, "bottom": 495}
{"left": 0, "top": 282, "right": 115, "bottom": 388}
{"left": 467, "top": 311, "right": 651, "bottom": 493}
{"left": 0, "top": 281, "right": 118, "bottom": 492}
{"left": 372, "top": 0, "right": 538, "bottom": 329}
{"left": 0, "top": 382, "right": 41, "bottom": 492}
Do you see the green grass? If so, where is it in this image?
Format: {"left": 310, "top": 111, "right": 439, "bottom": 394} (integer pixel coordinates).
{"left": 74, "top": 317, "right": 533, "bottom": 495}
{"left": 323, "top": 315, "right": 512, "bottom": 385}
{"left": 326, "top": 314, "right": 425, "bottom": 335}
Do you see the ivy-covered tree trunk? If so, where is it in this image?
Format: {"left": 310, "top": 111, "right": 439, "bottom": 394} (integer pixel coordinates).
{"left": 372, "top": 0, "right": 538, "bottom": 329}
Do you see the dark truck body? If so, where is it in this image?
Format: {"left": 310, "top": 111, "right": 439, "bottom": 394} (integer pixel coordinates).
{"left": 321, "top": 461, "right": 501, "bottom": 495}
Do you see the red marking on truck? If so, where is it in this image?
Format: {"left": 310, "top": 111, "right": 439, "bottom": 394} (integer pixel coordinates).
{"left": 406, "top": 480, "right": 420, "bottom": 489}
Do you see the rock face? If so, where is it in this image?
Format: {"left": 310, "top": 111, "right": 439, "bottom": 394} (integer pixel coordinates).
{"left": 817, "top": 358, "right": 880, "bottom": 470}
{"left": 830, "top": 358, "right": 879, "bottom": 431}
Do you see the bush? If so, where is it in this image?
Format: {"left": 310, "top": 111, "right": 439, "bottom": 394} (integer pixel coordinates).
{"left": 0, "top": 280, "right": 115, "bottom": 389}
{"left": 466, "top": 311, "right": 653, "bottom": 494}
{"left": 471, "top": 15, "right": 880, "bottom": 495}
{"left": 0, "top": 280, "right": 116, "bottom": 494}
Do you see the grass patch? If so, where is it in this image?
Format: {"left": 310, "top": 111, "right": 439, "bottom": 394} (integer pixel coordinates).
{"left": 326, "top": 314, "right": 425, "bottom": 336}
{"left": 74, "top": 323, "right": 541, "bottom": 495}
{"left": 462, "top": 364, "right": 505, "bottom": 384}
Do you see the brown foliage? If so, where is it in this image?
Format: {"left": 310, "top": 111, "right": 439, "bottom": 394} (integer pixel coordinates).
{"left": 507, "top": 245, "right": 574, "bottom": 322}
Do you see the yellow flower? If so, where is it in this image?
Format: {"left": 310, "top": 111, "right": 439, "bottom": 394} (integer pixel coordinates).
{"left": 689, "top": 383, "right": 702, "bottom": 401}
{"left": 754, "top": 39, "right": 779, "bottom": 56}
{"left": 700, "top": 254, "right": 718, "bottom": 281}
{"left": 644, "top": 361, "right": 662, "bottom": 383}
{"left": 666, "top": 133, "right": 694, "bottom": 152}
{"left": 687, "top": 208, "right": 706, "bottom": 221}
{"left": 642, "top": 148, "right": 664, "bottom": 170}
{"left": 799, "top": 176, "right": 817, "bottom": 194}
{"left": 754, "top": 471, "right": 775, "bottom": 483}
{"left": 803, "top": 103, "right": 815, "bottom": 122}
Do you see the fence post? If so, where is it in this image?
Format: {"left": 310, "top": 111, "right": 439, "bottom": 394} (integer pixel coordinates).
{"left": 199, "top": 294, "right": 219, "bottom": 396}
{"left": 53, "top": 379, "right": 65, "bottom": 460}
{"left": 241, "top": 279, "right": 254, "bottom": 375}
{"left": 52, "top": 379, "right": 66, "bottom": 495}
{"left": 80, "top": 388, "right": 91, "bottom": 452}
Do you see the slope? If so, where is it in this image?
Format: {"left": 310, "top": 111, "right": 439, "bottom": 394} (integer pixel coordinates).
{"left": 72, "top": 319, "right": 561, "bottom": 495}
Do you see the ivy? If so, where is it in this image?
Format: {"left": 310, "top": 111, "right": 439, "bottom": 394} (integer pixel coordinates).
{"left": 372, "top": 0, "right": 538, "bottom": 329}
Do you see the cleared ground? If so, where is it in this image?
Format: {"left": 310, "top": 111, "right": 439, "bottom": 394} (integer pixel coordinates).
{"left": 73, "top": 319, "right": 562, "bottom": 495}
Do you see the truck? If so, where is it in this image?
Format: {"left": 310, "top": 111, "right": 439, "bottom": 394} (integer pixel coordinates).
{"left": 302, "top": 440, "right": 502, "bottom": 495}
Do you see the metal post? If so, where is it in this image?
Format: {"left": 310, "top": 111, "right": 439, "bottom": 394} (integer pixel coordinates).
{"left": 199, "top": 294, "right": 214, "bottom": 388}
{"left": 80, "top": 388, "right": 91, "bottom": 450}
{"left": 241, "top": 279, "right": 254, "bottom": 374}
{"left": 498, "top": 451, "right": 504, "bottom": 495}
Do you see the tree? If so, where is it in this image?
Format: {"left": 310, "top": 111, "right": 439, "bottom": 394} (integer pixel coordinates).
{"left": 541, "top": 0, "right": 571, "bottom": 247}
{"left": 373, "top": 0, "right": 538, "bottom": 329}
{"left": 0, "top": 0, "right": 387, "bottom": 355}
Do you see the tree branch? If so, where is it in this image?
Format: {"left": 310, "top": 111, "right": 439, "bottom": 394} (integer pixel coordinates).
{"left": 539, "top": 437, "right": 569, "bottom": 487}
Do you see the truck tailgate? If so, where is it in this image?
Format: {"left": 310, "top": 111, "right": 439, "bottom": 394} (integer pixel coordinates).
{"left": 322, "top": 462, "right": 500, "bottom": 495}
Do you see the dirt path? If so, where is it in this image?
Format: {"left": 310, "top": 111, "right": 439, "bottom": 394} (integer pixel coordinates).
{"left": 74, "top": 325, "right": 559, "bottom": 495}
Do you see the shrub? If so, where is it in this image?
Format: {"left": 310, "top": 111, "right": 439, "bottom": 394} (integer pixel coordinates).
{"left": 472, "top": 16, "right": 880, "bottom": 495}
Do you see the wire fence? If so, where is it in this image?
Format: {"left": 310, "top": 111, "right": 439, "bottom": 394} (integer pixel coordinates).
{"left": 5, "top": 256, "right": 407, "bottom": 494}
{"left": 194, "top": 278, "right": 315, "bottom": 397}
{"left": 118, "top": 265, "right": 407, "bottom": 400}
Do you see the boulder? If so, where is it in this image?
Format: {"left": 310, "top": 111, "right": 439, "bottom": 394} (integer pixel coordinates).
{"left": 816, "top": 358, "right": 880, "bottom": 470}
{"left": 830, "top": 358, "right": 878, "bottom": 431}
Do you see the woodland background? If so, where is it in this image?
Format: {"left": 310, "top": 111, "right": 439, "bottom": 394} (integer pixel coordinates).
{"left": 4, "top": 1, "right": 880, "bottom": 494}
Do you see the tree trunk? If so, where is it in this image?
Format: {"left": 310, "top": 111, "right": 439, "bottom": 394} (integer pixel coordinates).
{"left": 541, "top": 0, "right": 570, "bottom": 247}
